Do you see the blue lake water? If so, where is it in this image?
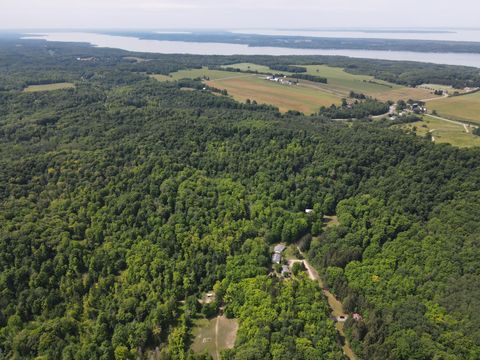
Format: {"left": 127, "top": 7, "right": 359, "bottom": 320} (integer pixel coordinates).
{"left": 24, "top": 32, "right": 480, "bottom": 68}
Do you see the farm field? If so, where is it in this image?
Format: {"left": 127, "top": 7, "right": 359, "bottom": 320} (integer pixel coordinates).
{"left": 303, "top": 65, "right": 437, "bottom": 101}
{"left": 191, "top": 316, "right": 238, "bottom": 360}
{"left": 222, "top": 62, "right": 279, "bottom": 74}
{"left": 401, "top": 115, "right": 480, "bottom": 147}
{"left": 207, "top": 75, "right": 342, "bottom": 113}
{"left": 426, "top": 91, "right": 480, "bottom": 125}
{"left": 23, "top": 82, "right": 75, "bottom": 92}
{"left": 418, "top": 83, "right": 454, "bottom": 91}
{"left": 225, "top": 63, "right": 437, "bottom": 101}
{"left": 159, "top": 66, "right": 439, "bottom": 114}
{"left": 168, "top": 67, "right": 252, "bottom": 81}
{"left": 149, "top": 74, "right": 172, "bottom": 81}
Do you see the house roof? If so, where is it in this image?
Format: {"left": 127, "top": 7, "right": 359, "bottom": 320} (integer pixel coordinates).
{"left": 274, "top": 244, "right": 286, "bottom": 253}
{"left": 272, "top": 253, "right": 282, "bottom": 263}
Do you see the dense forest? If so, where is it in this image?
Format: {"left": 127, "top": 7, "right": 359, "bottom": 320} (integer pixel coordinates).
{"left": 3, "top": 35, "right": 480, "bottom": 90}
{"left": 318, "top": 100, "right": 390, "bottom": 119}
{"left": 1, "top": 39, "right": 480, "bottom": 359}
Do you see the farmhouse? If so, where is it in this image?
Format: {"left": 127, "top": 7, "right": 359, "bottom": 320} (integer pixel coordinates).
{"left": 265, "top": 75, "right": 294, "bottom": 86}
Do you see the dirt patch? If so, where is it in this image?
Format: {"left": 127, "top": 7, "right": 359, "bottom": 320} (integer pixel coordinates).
{"left": 191, "top": 316, "right": 238, "bottom": 360}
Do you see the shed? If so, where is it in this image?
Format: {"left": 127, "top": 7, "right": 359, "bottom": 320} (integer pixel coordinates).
{"left": 272, "top": 253, "right": 282, "bottom": 264}
{"left": 281, "top": 265, "right": 291, "bottom": 277}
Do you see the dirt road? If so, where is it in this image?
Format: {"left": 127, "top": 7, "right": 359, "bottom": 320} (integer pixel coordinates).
{"left": 291, "top": 251, "right": 356, "bottom": 360}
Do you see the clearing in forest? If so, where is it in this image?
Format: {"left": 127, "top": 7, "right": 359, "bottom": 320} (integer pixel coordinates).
{"left": 23, "top": 82, "right": 75, "bottom": 92}
{"left": 206, "top": 75, "right": 341, "bottom": 114}
{"left": 426, "top": 91, "right": 480, "bottom": 125}
{"left": 150, "top": 74, "right": 172, "bottom": 81}
{"left": 191, "top": 316, "right": 238, "bottom": 360}
{"left": 401, "top": 115, "right": 480, "bottom": 148}
{"left": 222, "top": 63, "right": 279, "bottom": 74}
{"left": 303, "top": 65, "right": 436, "bottom": 101}
{"left": 158, "top": 65, "right": 439, "bottom": 114}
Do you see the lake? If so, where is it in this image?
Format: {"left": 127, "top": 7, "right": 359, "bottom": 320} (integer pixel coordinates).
{"left": 24, "top": 32, "right": 480, "bottom": 68}
{"left": 230, "top": 28, "right": 480, "bottom": 42}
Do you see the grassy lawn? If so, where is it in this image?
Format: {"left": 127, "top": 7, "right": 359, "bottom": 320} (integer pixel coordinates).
{"left": 23, "top": 82, "right": 75, "bottom": 92}
{"left": 207, "top": 75, "right": 341, "bottom": 114}
{"left": 426, "top": 91, "right": 480, "bottom": 125}
{"left": 401, "top": 115, "right": 480, "bottom": 148}
{"left": 191, "top": 316, "right": 238, "bottom": 360}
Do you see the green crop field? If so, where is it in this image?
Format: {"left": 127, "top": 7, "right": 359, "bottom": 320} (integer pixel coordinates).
{"left": 23, "top": 82, "right": 75, "bottom": 92}
{"left": 207, "top": 75, "right": 342, "bottom": 114}
{"left": 168, "top": 67, "right": 251, "bottom": 81}
{"left": 150, "top": 74, "right": 172, "bottom": 81}
{"left": 426, "top": 91, "right": 480, "bottom": 125}
{"left": 303, "top": 65, "right": 435, "bottom": 101}
{"left": 401, "top": 115, "right": 480, "bottom": 148}
{"left": 222, "top": 63, "right": 286, "bottom": 74}
{"left": 158, "top": 65, "right": 437, "bottom": 114}
{"left": 191, "top": 316, "right": 238, "bottom": 360}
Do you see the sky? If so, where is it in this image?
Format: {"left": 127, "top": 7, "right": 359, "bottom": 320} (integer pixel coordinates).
{"left": 1, "top": 0, "right": 479, "bottom": 29}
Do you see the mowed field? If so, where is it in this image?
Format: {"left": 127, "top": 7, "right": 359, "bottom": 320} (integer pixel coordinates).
{"left": 207, "top": 75, "right": 341, "bottom": 113}
{"left": 222, "top": 62, "right": 277, "bottom": 74}
{"left": 401, "top": 115, "right": 480, "bottom": 148}
{"left": 163, "top": 67, "right": 342, "bottom": 113}
{"left": 226, "top": 63, "right": 437, "bottom": 102}
{"left": 157, "top": 65, "right": 440, "bottom": 114}
{"left": 150, "top": 74, "right": 172, "bottom": 81}
{"left": 303, "top": 65, "right": 436, "bottom": 101}
{"left": 426, "top": 91, "right": 480, "bottom": 125}
{"left": 169, "top": 68, "right": 252, "bottom": 81}
{"left": 191, "top": 316, "right": 238, "bottom": 360}
{"left": 23, "top": 82, "right": 75, "bottom": 92}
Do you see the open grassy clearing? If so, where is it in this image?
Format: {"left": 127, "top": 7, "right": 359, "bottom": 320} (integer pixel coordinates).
{"left": 303, "top": 65, "right": 436, "bottom": 101}
{"left": 168, "top": 67, "right": 252, "bottom": 81}
{"left": 401, "top": 115, "right": 480, "bottom": 147}
{"left": 418, "top": 83, "right": 455, "bottom": 91}
{"left": 23, "top": 82, "right": 75, "bottom": 92}
{"left": 207, "top": 75, "right": 341, "bottom": 114}
{"left": 323, "top": 215, "right": 340, "bottom": 228}
{"left": 191, "top": 316, "right": 238, "bottom": 360}
{"left": 160, "top": 65, "right": 437, "bottom": 114}
{"left": 222, "top": 62, "right": 281, "bottom": 74}
{"left": 149, "top": 74, "right": 172, "bottom": 81}
{"left": 426, "top": 91, "right": 480, "bottom": 125}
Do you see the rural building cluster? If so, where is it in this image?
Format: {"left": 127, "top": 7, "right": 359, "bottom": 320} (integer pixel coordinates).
{"left": 264, "top": 75, "right": 297, "bottom": 86}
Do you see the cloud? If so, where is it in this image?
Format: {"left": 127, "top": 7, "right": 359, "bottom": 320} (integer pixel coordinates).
{"left": 1, "top": 0, "right": 479, "bottom": 29}
{"left": 106, "top": 1, "right": 199, "bottom": 10}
